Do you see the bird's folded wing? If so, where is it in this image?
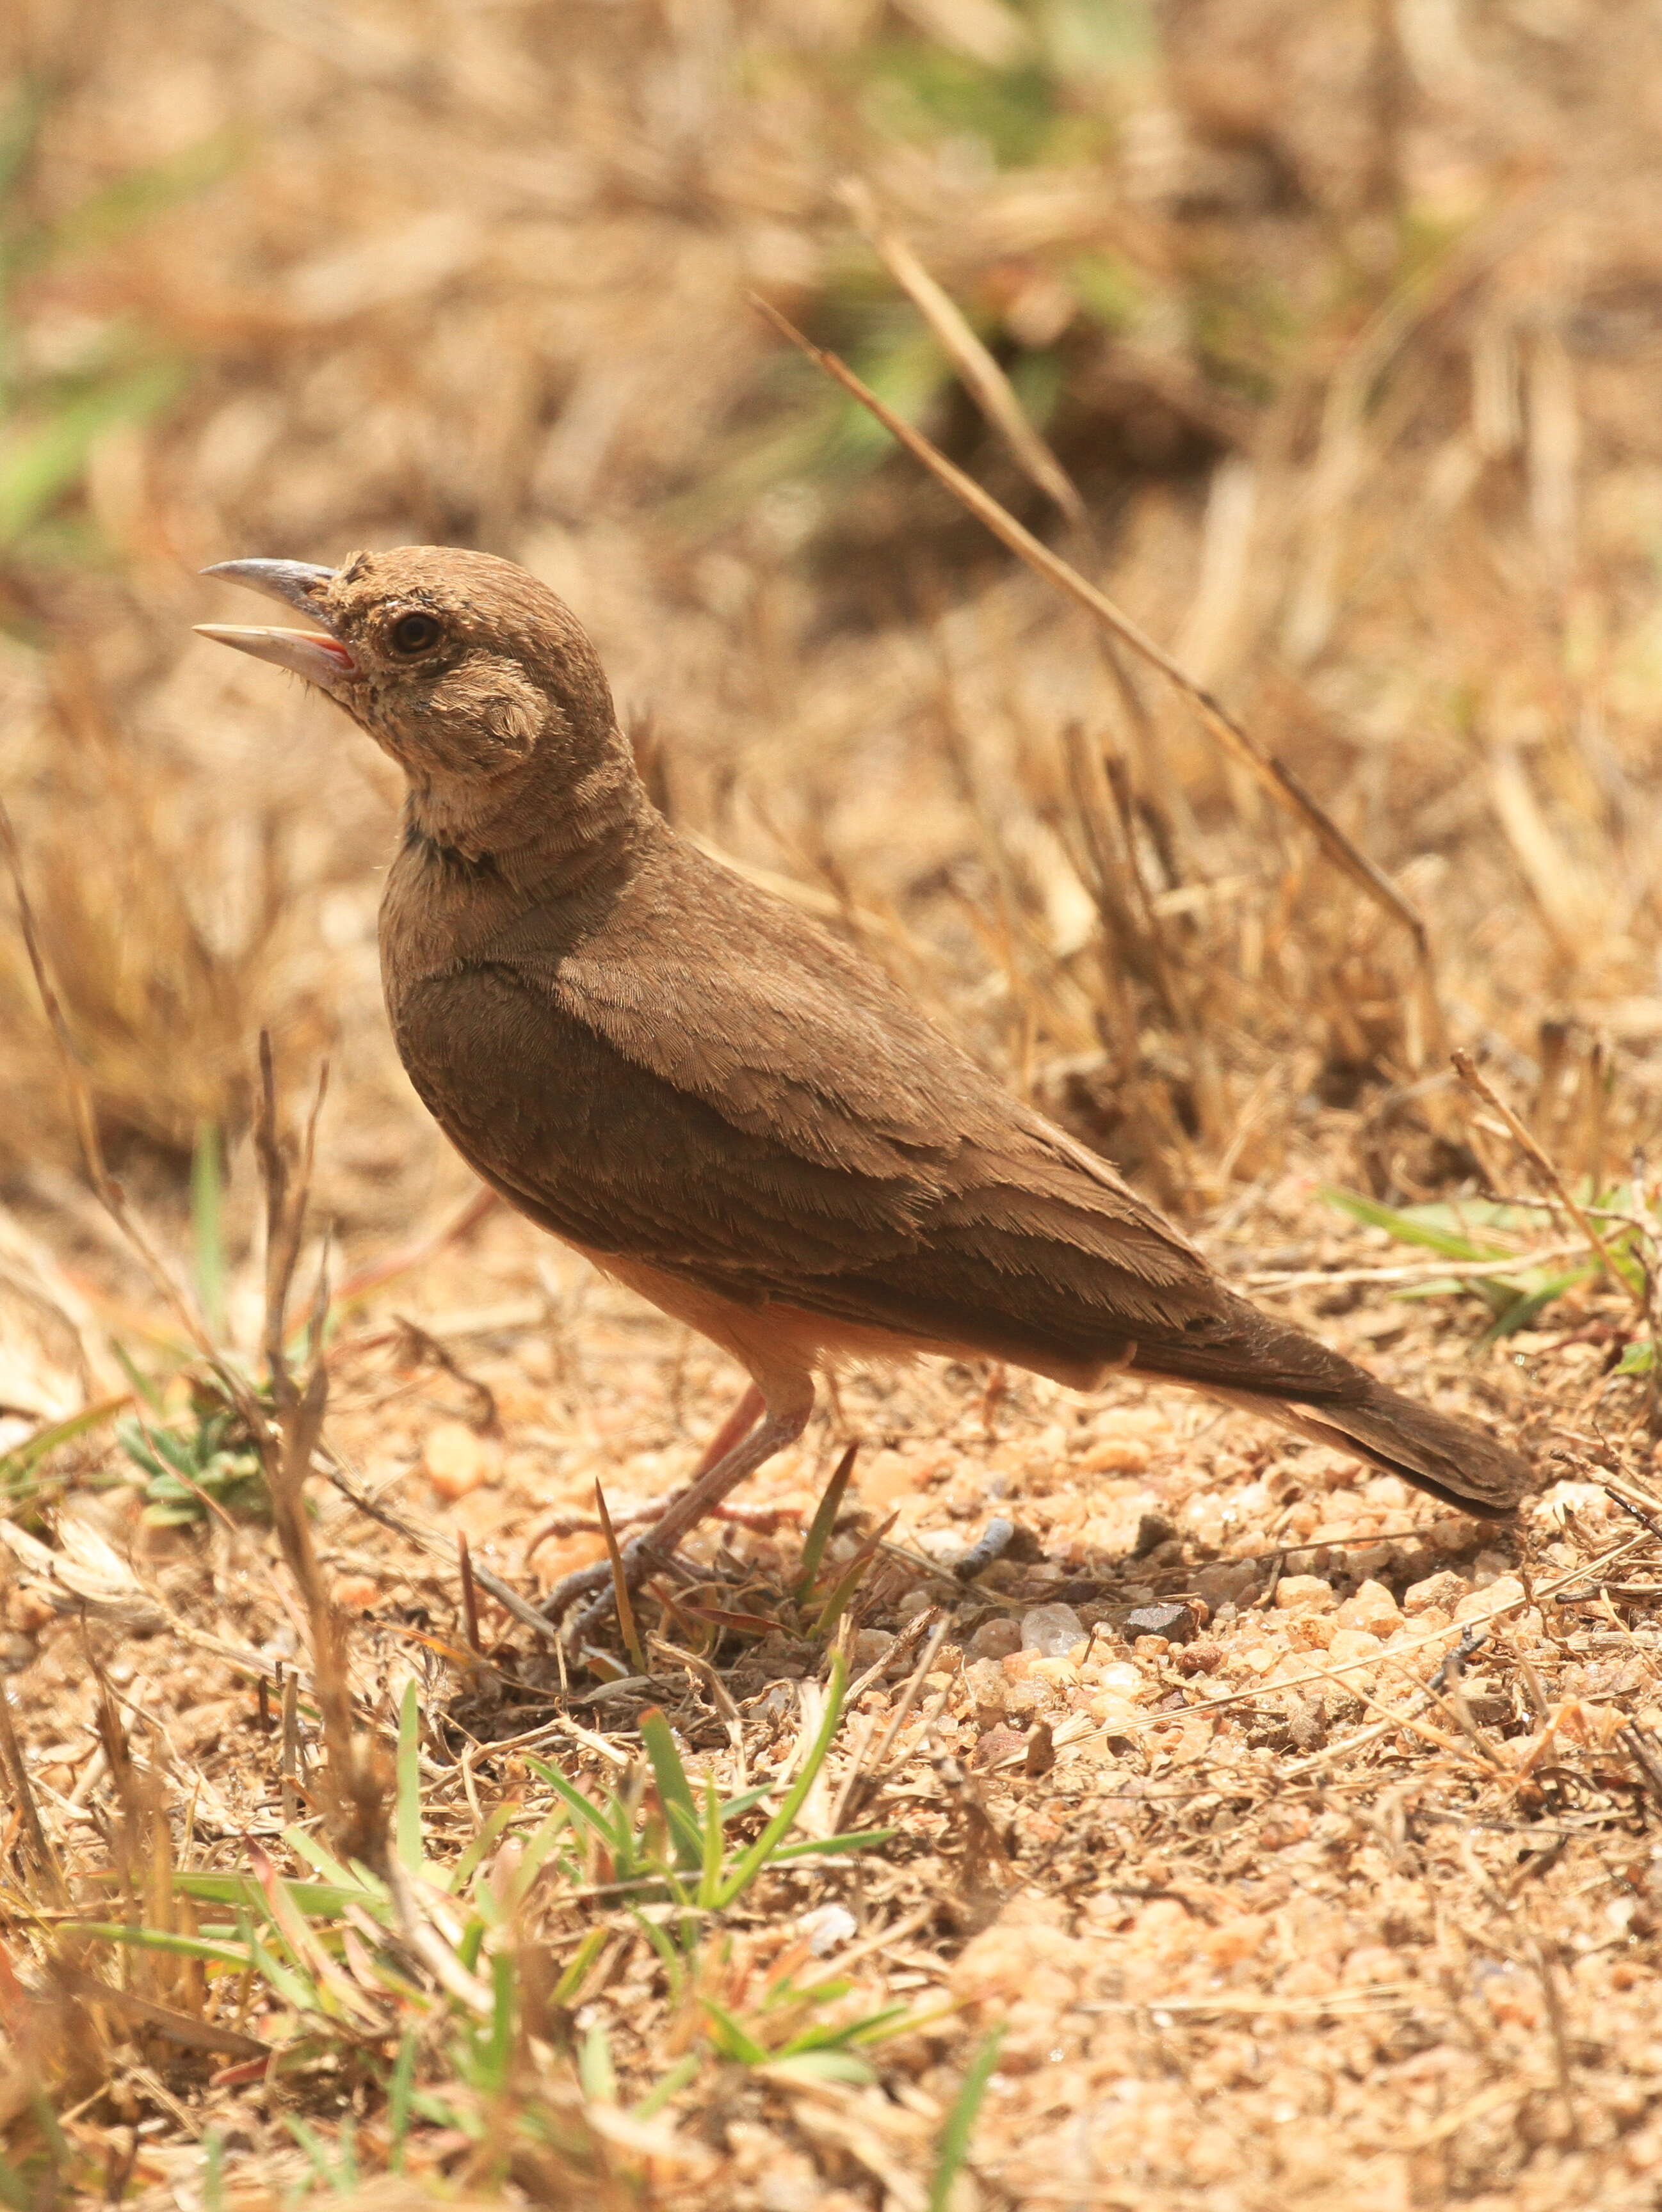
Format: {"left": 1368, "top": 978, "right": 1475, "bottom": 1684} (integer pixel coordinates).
{"left": 394, "top": 900, "right": 1367, "bottom": 1403}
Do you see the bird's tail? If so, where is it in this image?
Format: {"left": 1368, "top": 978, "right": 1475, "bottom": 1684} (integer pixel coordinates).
{"left": 1205, "top": 1375, "right": 1528, "bottom": 1518}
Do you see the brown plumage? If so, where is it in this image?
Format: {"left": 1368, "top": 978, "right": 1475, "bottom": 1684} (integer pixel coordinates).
{"left": 198, "top": 546, "right": 1531, "bottom": 1621}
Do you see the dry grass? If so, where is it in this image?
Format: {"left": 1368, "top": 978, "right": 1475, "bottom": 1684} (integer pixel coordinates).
{"left": 9, "top": 0, "right": 1662, "bottom": 2202}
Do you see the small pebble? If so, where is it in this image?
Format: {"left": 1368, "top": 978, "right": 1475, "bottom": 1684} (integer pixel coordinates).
{"left": 1132, "top": 1511, "right": 1177, "bottom": 1557}
{"left": 8, "top": 1589, "right": 56, "bottom": 1635}
{"left": 1335, "top": 1577, "right": 1400, "bottom": 1633}
{"left": 967, "top": 1616, "right": 1023, "bottom": 1661}
{"left": 914, "top": 1527, "right": 969, "bottom": 1566}
{"left": 849, "top": 1628, "right": 896, "bottom": 1673}
{"left": 1123, "top": 1601, "right": 1197, "bottom": 1645}
{"left": 424, "top": 1420, "right": 499, "bottom": 1500}
{"left": 1286, "top": 1697, "right": 1326, "bottom": 1752}
{"left": 1195, "top": 1562, "right": 1258, "bottom": 1608}
{"left": 1403, "top": 1569, "right": 1468, "bottom": 1615}
{"left": 1001, "top": 1679, "right": 1046, "bottom": 1720}
{"left": 1458, "top": 1684, "right": 1512, "bottom": 1729}
{"left": 798, "top": 1903, "right": 857, "bottom": 1957}
{"left": 1455, "top": 1575, "right": 1522, "bottom": 1622}
{"left": 1273, "top": 1574, "right": 1335, "bottom": 1611}
{"left": 1021, "top": 1601, "right": 1085, "bottom": 1658}
{"left": 972, "top": 1723, "right": 1028, "bottom": 1769}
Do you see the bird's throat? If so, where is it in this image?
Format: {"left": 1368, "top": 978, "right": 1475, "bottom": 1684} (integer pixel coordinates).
{"left": 399, "top": 732, "right": 658, "bottom": 901}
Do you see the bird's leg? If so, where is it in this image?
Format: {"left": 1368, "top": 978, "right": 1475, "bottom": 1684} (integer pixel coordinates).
{"left": 688, "top": 1382, "right": 766, "bottom": 1479}
{"left": 542, "top": 1379, "right": 814, "bottom": 1630}
{"left": 524, "top": 1382, "right": 767, "bottom": 1560}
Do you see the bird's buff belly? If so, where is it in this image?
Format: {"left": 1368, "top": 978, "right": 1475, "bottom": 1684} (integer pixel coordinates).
{"left": 564, "top": 1237, "right": 1119, "bottom": 1397}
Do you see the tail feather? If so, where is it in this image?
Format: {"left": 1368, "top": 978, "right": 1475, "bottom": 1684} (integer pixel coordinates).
{"left": 1206, "top": 1379, "right": 1528, "bottom": 1519}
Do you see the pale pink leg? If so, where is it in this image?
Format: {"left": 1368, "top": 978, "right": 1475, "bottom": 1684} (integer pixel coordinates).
{"left": 542, "top": 1375, "right": 814, "bottom": 1630}
{"left": 524, "top": 1382, "right": 769, "bottom": 1560}
{"left": 689, "top": 1381, "right": 766, "bottom": 1478}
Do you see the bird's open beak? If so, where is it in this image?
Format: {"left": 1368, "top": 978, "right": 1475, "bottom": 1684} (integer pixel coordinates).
{"left": 195, "top": 559, "right": 355, "bottom": 688}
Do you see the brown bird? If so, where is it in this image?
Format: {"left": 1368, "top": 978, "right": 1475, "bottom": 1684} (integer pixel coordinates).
{"left": 198, "top": 547, "right": 1529, "bottom": 1624}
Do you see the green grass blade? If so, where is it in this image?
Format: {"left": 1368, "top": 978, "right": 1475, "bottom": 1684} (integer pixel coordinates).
{"left": 1480, "top": 1272, "right": 1589, "bottom": 1342}
{"left": 335, "top": 2114, "right": 358, "bottom": 2191}
{"left": 202, "top": 2129, "right": 226, "bottom": 2211}
{"left": 0, "top": 362, "right": 182, "bottom": 541}
{"left": 409, "top": 2087, "right": 472, "bottom": 2134}
{"left": 634, "top": 2052, "right": 700, "bottom": 2119}
{"left": 844, "top": 2002, "right": 935, "bottom": 2046}
{"left": 387, "top": 2030, "right": 417, "bottom": 2172}
{"left": 244, "top": 1926, "right": 319, "bottom": 2016}
{"left": 1, "top": 1395, "right": 129, "bottom": 1493}
{"left": 110, "top": 1342, "right": 166, "bottom": 1416}
{"left": 715, "top": 1785, "right": 775, "bottom": 1820}
{"left": 496, "top": 1808, "right": 574, "bottom": 1912}
{"left": 627, "top": 1905, "right": 688, "bottom": 1984}
{"left": 795, "top": 1441, "right": 859, "bottom": 1602}
{"left": 283, "top": 1828, "right": 388, "bottom": 1902}
{"left": 458, "top": 1914, "right": 488, "bottom": 1973}
{"left": 38, "top": 133, "right": 237, "bottom": 266}
{"left": 604, "top": 1772, "right": 646, "bottom": 1878}
{"left": 779, "top": 2008, "right": 910, "bottom": 2055}
{"left": 811, "top": 1513, "right": 896, "bottom": 1639}
{"left": 191, "top": 1120, "right": 226, "bottom": 1338}
{"left": 697, "top": 1773, "right": 726, "bottom": 1911}
{"left": 579, "top": 2020, "right": 618, "bottom": 2103}
{"left": 60, "top": 1922, "right": 253, "bottom": 1970}
{"left": 638, "top": 1706, "right": 704, "bottom": 1871}
{"left": 284, "top": 2115, "right": 337, "bottom": 2188}
{"left": 713, "top": 1653, "right": 849, "bottom": 1910}
{"left": 175, "top": 1871, "right": 368, "bottom": 1918}
{"left": 768, "top": 1827, "right": 895, "bottom": 1863}
{"left": 1321, "top": 1187, "right": 1508, "bottom": 1262}
{"left": 929, "top": 2030, "right": 1004, "bottom": 2212}
{"left": 448, "top": 1800, "right": 519, "bottom": 1894}
{"left": 479, "top": 1952, "right": 515, "bottom": 2093}
{"left": 395, "top": 1678, "right": 423, "bottom": 1873}
{"left": 701, "top": 2000, "right": 771, "bottom": 2066}
{"left": 764, "top": 2048, "right": 875, "bottom": 2084}
{"left": 553, "top": 1925, "right": 612, "bottom": 2007}
{"left": 528, "top": 1758, "right": 633, "bottom": 1860}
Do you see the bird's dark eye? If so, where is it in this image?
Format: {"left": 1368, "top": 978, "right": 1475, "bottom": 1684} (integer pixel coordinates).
{"left": 390, "top": 611, "right": 441, "bottom": 655}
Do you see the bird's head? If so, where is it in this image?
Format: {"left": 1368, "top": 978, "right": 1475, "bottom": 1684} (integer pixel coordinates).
{"left": 197, "top": 547, "right": 618, "bottom": 844}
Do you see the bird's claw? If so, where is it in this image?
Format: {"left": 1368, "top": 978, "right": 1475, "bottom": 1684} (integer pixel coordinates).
{"left": 538, "top": 1553, "right": 615, "bottom": 1625}
{"left": 540, "top": 1532, "right": 666, "bottom": 1631}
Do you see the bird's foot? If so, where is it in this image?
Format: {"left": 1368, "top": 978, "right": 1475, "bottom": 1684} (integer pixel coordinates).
{"left": 537, "top": 1390, "right": 814, "bottom": 1644}
{"left": 538, "top": 1548, "right": 629, "bottom": 1626}
{"left": 538, "top": 1529, "right": 677, "bottom": 1631}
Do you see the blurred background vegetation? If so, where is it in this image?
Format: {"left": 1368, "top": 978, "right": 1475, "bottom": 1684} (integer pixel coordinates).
{"left": 4, "top": 0, "right": 1662, "bottom": 1246}
{"left": 10, "top": 6, "right": 1662, "bottom": 2198}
